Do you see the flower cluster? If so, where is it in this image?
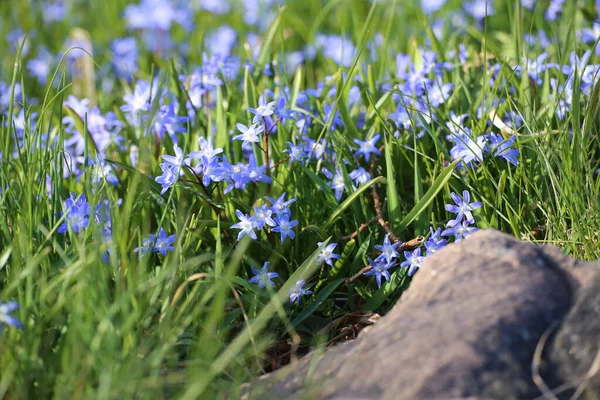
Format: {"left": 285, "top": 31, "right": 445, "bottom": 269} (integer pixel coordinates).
{"left": 231, "top": 194, "right": 298, "bottom": 243}
{"left": 362, "top": 189, "right": 483, "bottom": 288}
{"left": 134, "top": 228, "right": 177, "bottom": 257}
{"left": 441, "top": 190, "right": 482, "bottom": 242}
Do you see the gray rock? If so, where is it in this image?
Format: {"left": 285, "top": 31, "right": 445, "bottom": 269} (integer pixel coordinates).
{"left": 550, "top": 274, "right": 600, "bottom": 399}
{"left": 243, "top": 229, "right": 600, "bottom": 400}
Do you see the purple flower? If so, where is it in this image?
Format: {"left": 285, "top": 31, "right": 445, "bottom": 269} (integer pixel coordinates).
{"left": 248, "top": 95, "right": 276, "bottom": 123}
{"left": 353, "top": 134, "right": 381, "bottom": 162}
{"left": 445, "top": 190, "right": 483, "bottom": 227}
{"left": 134, "top": 234, "right": 156, "bottom": 257}
{"left": 266, "top": 193, "right": 297, "bottom": 215}
{"left": 58, "top": 193, "right": 90, "bottom": 233}
{"left": 375, "top": 234, "right": 402, "bottom": 263}
{"left": 251, "top": 204, "right": 277, "bottom": 230}
{"left": 424, "top": 227, "right": 447, "bottom": 256}
{"left": 0, "top": 301, "right": 23, "bottom": 334}
{"left": 441, "top": 220, "right": 478, "bottom": 242}
{"left": 447, "top": 132, "right": 487, "bottom": 168}
{"left": 349, "top": 167, "right": 371, "bottom": 187}
{"left": 317, "top": 242, "right": 340, "bottom": 266}
{"left": 233, "top": 123, "right": 263, "bottom": 146}
{"left": 111, "top": 37, "right": 138, "bottom": 79}
{"left": 580, "top": 23, "right": 600, "bottom": 55}
{"left": 545, "top": 0, "right": 565, "bottom": 21}
{"left": 272, "top": 215, "right": 299, "bottom": 243}
{"left": 161, "top": 144, "right": 190, "bottom": 176}
{"left": 400, "top": 248, "right": 424, "bottom": 276}
{"left": 124, "top": 0, "right": 191, "bottom": 31}
{"left": 364, "top": 258, "right": 396, "bottom": 288}
{"left": 195, "top": 156, "right": 222, "bottom": 187}
{"left": 464, "top": 0, "right": 494, "bottom": 21}
{"left": 154, "top": 104, "right": 188, "bottom": 140}
{"left": 288, "top": 280, "right": 312, "bottom": 304}
{"left": 121, "top": 79, "right": 161, "bottom": 117}
{"left": 248, "top": 262, "right": 279, "bottom": 288}
{"left": 189, "top": 136, "right": 223, "bottom": 161}
{"left": 154, "top": 228, "right": 176, "bottom": 255}
{"left": 421, "top": 0, "right": 447, "bottom": 14}
{"left": 284, "top": 142, "right": 308, "bottom": 164}
{"left": 205, "top": 25, "right": 237, "bottom": 57}
{"left": 155, "top": 163, "right": 178, "bottom": 195}
{"left": 27, "top": 48, "right": 53, "bottom": 85}
{"left": 486, "top": 133, "right": 519, "bottom": 166}
{"left": 273, "top": 97, "right": 296, "bottom": 123}
{"left": 426, "top": 79, "right": 453, "bottom": 108}
{"left": 91, "top": 157, "right": 119, "bottom": 187}
{"left": 231, "top": 210, "right": 258, "bottom": 241}
{"left": 328, "top": 168, "right": 346, "bottom": 201}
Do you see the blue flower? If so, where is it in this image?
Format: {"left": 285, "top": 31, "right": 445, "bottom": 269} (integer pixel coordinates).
{"left": 447, "top": 132, "right": 487, "bottom": 168}
{"left": 441, "top": 220, "right": 478, "bottom": 242}
{"left": 26, "top": 48, "right": 53, "bottom": 85}
{"left": 248, "top": 95, "right": 276, "bottom": 123}
{"left": 426, "top": 78, "right": 453, "bottom": 108}
{"left": 233, "top": 122, "right": 263, "bottom": 146}
{"left": 155, "top": 163, "right": 178, "bottom": 195}
{"left": 317, "top": 242, "right": 340, "bottom": 266}
{"left": 284, "top": 142, "right": 308, "bottom": 164}
{"left": 353, "top": 134, "right": 381, "bottom": 162}
{"left": 154, "top": 228, "right": 176, "bottom": 255}
{"left": 464, "top": 0, "right": 494, "bottom": 21}
{"left": 272, "top": 215, "right": 299, "bottom": 243}
{"left": 58, "top": 193, "right": 90, "bottom": 234}
{"left": 349, "top": 167, "right": 371, "bottom": 187}
{"left": 194, "top": 156, "right": 222, "bottom": 187}
{"left": 486, "top": 133, "right": 520, "bottom": 166}
{"left": 205, "top": 25, "right": 237, "bottom": 57}
{"left": 154, "top": 104, "right": 189, "bottom": 140}
{"left": 424, "top": 227, "right": 447, "bottom": 256}
{"left": 248, "top": 262, "right": 279, "bottom": 288}
{"left": 545, "top": 0, "right": 565, "bottom": 21}
{"left": 231, "top": 210, "right": 258, "bottom": 241}
{"left": 364, "top": 258, "right": 396, "bottom": 288}
{"left": 124, "top": 0, "right": 191, "bottom": 31}
{"left": 134, "top": 234, "right": 156, "bottom": 257}
{"left": 265, "top": 193, "right": 296, "bottom": 215}
{"left": 445, "top": 190, "right": 483, "bottom": 227}
{"left": 375, "top": 234, "right": 402, "bottom": 263}
{"left": 421, "top": 0, "right": 447, "bottom": 14}
{"left": 288, "top": 280, "right": 312, "bottom": 304}
{"left": 111, "top": 37, "right": 138, "bottom": 79}
{"left": 251, "top": 204, "right": 277, "bottom": 230}
{"left": 0, "top": 301, "right": 23, "bottom": 334}
{"left": 121, "top": 79, "right": 161, "bottom": 118}
{"left": 400, "top": 248, "right": 424, "bottom": 276}
{"left": 189, "top": 136, "right": 223, "bottom": 161}
{"left": 273, "top": 97, "right": 296, "bottom": 123}
{"left": 328, "top": 168, "right": 346, "bottom": 201}
{"left": 161, "top": 144, "right": 190, "bottom": 176}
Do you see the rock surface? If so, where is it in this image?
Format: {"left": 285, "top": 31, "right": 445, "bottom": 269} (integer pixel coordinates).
{"left": 244, "top": 229, "right": 600, "bottom": 400}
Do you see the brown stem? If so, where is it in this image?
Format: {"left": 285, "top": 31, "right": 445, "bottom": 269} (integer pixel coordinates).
{"left": 369, "top": 158, "right": 401, "bottom": 243}
{"left": 340, "top": 217, "right": 379, "bottom": 241}
{"left": 272, "top": 156, "right": 291, "bottom": 169}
